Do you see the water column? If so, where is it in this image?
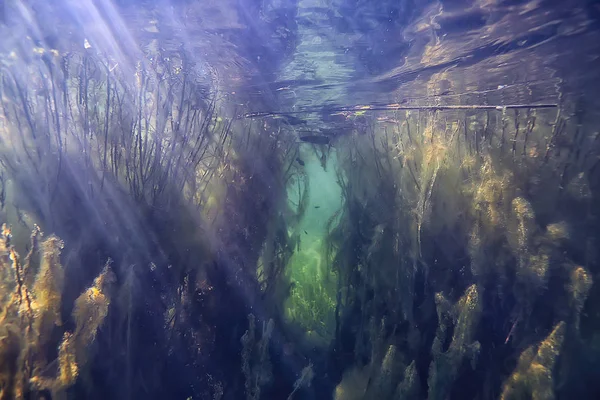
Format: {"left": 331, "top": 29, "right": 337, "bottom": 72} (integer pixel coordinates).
{"left": 277, "top": 0, "right": 350, "bottom": 347}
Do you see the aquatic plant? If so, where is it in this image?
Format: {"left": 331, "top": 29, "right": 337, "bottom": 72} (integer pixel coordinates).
{"left": 500, "top": 321, "right": 566, "bottom": 400}
{"left": 0, "top": 225, "right": 113, "bottom": 399}
{"left": 428, "top": 285, "right": 482, "bottom": 400}
{"left": 326, "top": 80, "right": 600, "bottom": 399}
{"left": 241, "top": 314, "right": 274, "bottom": 400}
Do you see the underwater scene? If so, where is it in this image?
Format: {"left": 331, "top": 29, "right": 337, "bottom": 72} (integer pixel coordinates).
{"left": 0, "top": 0, "right": 600, "bottom": 399}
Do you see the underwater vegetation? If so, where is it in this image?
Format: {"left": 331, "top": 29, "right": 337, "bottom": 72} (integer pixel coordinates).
{"left": 0, "top": 225, "right": 113, "bottom": 399}
{"left": 324, "top": 78, "right": 600, "bottom": 399}
{"left": 0, "top": 0, "right": 599, "bottom": 400}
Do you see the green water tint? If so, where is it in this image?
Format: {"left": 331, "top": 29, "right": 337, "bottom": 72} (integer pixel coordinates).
{"left": 283, "top": 146, "right": 341, "bottom": 346}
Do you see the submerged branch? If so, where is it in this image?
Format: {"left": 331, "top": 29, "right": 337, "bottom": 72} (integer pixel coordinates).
{"left": 244, "top": 103, "right": 558, "bottom": 118}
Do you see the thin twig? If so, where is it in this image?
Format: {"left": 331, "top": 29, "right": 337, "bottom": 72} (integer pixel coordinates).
{"left": 244, "top": 103, "right": 558, "bottom": 118}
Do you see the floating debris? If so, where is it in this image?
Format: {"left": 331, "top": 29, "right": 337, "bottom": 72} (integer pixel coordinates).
{"left": 244, "top": 103, "right": 558, "bottom": 119}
